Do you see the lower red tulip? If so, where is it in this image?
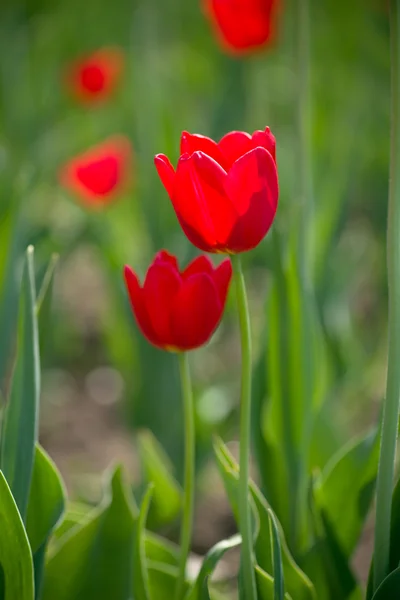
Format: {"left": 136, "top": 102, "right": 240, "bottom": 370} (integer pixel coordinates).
{"left": 59, "top": 136, "right": 132, "bottom": 208}
{"left": 124, "top": 251, "right": 232, "bottom": 351}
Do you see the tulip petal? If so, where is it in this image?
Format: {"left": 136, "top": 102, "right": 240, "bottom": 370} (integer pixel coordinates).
{"left": 60, "top": 136, "right": 131, "bottom": 206}
{"left": 213, "top": 259, "right": 233, "bottom": 305}
{"left": 251, "top": 127, "right": 276, "bottom": 162}
{"left": 124, "top": 266, "right": 161, "bottom": 347}
{"left": 225, "top": 146, "right": 278, "bottom": 252}
{"left": 153, "top": 250, "right": 179, "bottom": 270}
{"left": 182, "top": 255, "right": 214, "bottom": 280}
{"left": 182, "top": 151, "right": 237, "bottom": 245}
{"left": 218, "top": 131, "right": 253, "bottom": 168}
{"left": 154, "top": 154, "right": 176, "bottom": 199}
{"left": 180, "top": 131, "right": 228, "bottom": 169}
{"left": 143, "top": 262, "right": 181, "bottom": 346}
{"left": 171, "top": 274, "right": 222, "bottom": 350}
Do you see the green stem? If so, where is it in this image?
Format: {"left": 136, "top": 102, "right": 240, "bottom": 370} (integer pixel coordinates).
{"left": 373, "top": 0, "right": 400, "bottom": 591}
{"left": 232, "top": 254, "right": 257, "bottom": 600}
{"left": 175, "top": 352, "right": 195, "bottom": 600}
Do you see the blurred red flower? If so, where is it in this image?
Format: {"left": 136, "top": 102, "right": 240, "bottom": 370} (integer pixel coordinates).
{"left": 124, "top": 251, "right": 232, "bottom": 351}
{"left": 65, "top": 47, "right": 124, "bottom": 104}
{"left": 154, "top": 128, "right": 278, "bottom": 253}
{"left": 203, "top": 0, "right": 280, "bottom": 54}
{"left": 60, "top": 136, "right": 132, "bottom": 208}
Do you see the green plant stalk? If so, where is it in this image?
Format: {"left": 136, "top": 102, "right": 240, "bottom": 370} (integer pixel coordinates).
{"left": 232, "top": 253, "right": 258, "bottom": 600}
{"left": 373, "top": 0, "right": 400, "bottom": 591}
{"left": 293, "top": 0, "right": 314, "bottom": 553}
{"left": 175, "top": 352, "right": 195, "bottom": 600}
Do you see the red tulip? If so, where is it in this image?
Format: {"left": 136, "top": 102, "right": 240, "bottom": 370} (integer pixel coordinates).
{"left": 60, "top": 136, "right": 132, "bottom": 208}
{"left": 124, "top": 251, "right": 232, "bottom": 351}
{"left": 154, "top": 128, "right": 278, "bottom": 253}
{"left": 203, "top": 0, "right": 280, "bottom": 54}
{"left": 65, "top": 47, "right": 124, "bottom": 104}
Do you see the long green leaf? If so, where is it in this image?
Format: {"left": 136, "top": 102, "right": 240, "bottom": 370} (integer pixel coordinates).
{"left": 42, "top": 466, "right": 137, "bottom": 600}
{"left": 185, "top": 534, "right": 241, "bottom": 600}
{"left": 137, "top": 429, "right": 182, "bottom": 530}
{"left": 371, "top": 566, "right": 400, "bottom": 600}
{"left": 0, "top": 245, "right": 39, "bottom": 521}
{"left": 0, "top": 470, "right": 34, "bottom": 600}
{"left": 268, "top": 509, "right": 284, "bottom": 600}
{"left": 213, "top": 439, "right": 316, "bottom": 600}
{"left": 132, "top": 485, "right": 153, "bottom": 600}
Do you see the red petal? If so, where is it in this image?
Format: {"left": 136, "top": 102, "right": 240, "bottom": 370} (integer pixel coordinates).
{"left": 225, "top": 147, "right": 278, "bottom": 252}
{"left": 142, "top": 262, "right": 181, "bottom": 346}
{"left": 180, "top": 131, "right": 228, "bottom": 169}
{"left": 154, "top": 154, "right": 175, "bottom": 198}
{"left": 171, "top": 274, "right": 222, "bottom": 350}
{"left": 60, "top": 136, "right": 131, "bottom": 206}
{"left": 251, "top": 127, "right": 276, "bottom": 162}
{"left": 218, "top": 131, "right": 253, "bottom": 168}
{"left": 186, "top": 151, "right": 237, "bottom": 245}
{"left": 204, "top": 0, "right": 274, "bottom": 54}
{"left": 213, "top": 259, "right": 233, "bottom": 305}
{"left": 123, "top": 266, "right": 162, "bottom": 347}
{"left": 153, "top": 250, "right": 179, "bottom": 270}
{"left": 182, "top": 255, "right": 214, "bottom": 280}
{"left": 66, "top": 47, "right": 124, "bottom": 103}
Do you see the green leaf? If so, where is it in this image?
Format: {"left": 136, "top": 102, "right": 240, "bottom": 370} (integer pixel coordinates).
{"left": 36, "top": 254, "right": 58, "bottom": 358}
{"left": 0, "top": 470, "right": 34, "bottom": 600}
{"left": 42, "top": 466, "right": 137, "bottom": 600}
{"left": 132, "top": 485, "right": 153, "bottom": 600}
{"left": 137, "top": 429, "right": 182, "bottom": 529}
{"left": 302, "top": 478, "right": 361, "bottom": 600}
{"left": 255, "top": 566, "right": 292, "bottom": 600}
{"left": 185, "top": 534, "right": 241, "bottom": 600}
{"left": 148, "top": 561, "right": 190, "bottom": 600}
{"left": 0, "top": 202, "right": 23, "bottom": 398}
{"left": 213, "top": 439, "right": 315, "bottom": 600}
{"left": 0, "top": 246, "right": 40, "bottom": 521}
{"left": 145, "top": 532, "right": 180, "bottom": 568}
{"left": 26, "top": 444, "right": 66, "bottom": 553}
{"left": 268, "top": 509, "right": 284, "bottom": 600}
{"left": 26, "top": 444, "right": 66, "bottom": 598}
{"left": 314, "top": 428, "right": 379, "bottom": 557}
{"left": 371, "top": 566, "right": 400, "bottom": 599}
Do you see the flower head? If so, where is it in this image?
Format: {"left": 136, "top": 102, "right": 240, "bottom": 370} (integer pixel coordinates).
{"left": 124, "top": 251, "right": 232, "bottom": 351}
{"left": 154, "top": 128, "right": 278, "bottom": 253}
{"left": 65, "top": 47, "right": 124, "bottom": 104}
{"left": 60, "top": 136, "right": 132, "bottom": 208}
{"left": 203, "top": 0, "right": 281, "bottom": 54}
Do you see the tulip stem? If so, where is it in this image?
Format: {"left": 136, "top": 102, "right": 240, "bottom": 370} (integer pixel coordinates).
{"left": 373, "top": 0, "right": 400, "bottom": 591}
{"left": 232, "top": 254, "right": 258, "bottom": 600}
{"left": 175, "top": 351, "right": 196, "bottom": 600}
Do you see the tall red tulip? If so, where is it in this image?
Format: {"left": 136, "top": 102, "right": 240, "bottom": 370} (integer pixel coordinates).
{"left": 154, "top": 128, "right": 278, "bottom": 253}
{"left": 203, "top": 0, "right": 280, "bottom": 54}
{"left": 124, "top": 251, "right": 232, "bottom": 351}
{"left": 59, "top": 136, "right": 132, "bottom": 208}
{"left": 65, "top": 47, "right": 124, "bottom": 104}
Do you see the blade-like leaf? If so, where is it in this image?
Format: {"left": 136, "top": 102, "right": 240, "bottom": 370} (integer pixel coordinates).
{"left": 36, "top": 253, "right": 58, "bottom": 358}
{"left": 26, "top": 444, "right": 66, "bottom": 598}
{"left": 213, "top": 439, "right": 316, "bottom": 600}
{"left": 185, "top": 534, "right": 241, "bottom": 600}
{"left": 42, "top": 466, "right": 137, "bottom": 600}
{"left": 0, "top": 470, "right": 34, "bottom": 600}
{"left": 314, "top": 428, "right": 379, "bottom": 557}
{"left": 268, "top": 509, "right": 284, "bottom": 600}
{"left": 255, "top": 566, "right": 292, "bottom": 600}
{"left": 137, "top": 429, "right": 182, "bottom": 530}
{"left": 371, "top": 566, "right": 400, "bottom": 600}
{"left": 148, "top": 561, "right": 190, "bottom": 600}
{"left": 0, "top": 245, "right": 40, "bottom": 521}
{"left": 132, "top": 485, "right": 153, "bottom": 600}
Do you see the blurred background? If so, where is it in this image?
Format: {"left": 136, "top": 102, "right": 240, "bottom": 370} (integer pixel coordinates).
{"left": 0, "top": 0, "right": 391, "bottom": 560}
